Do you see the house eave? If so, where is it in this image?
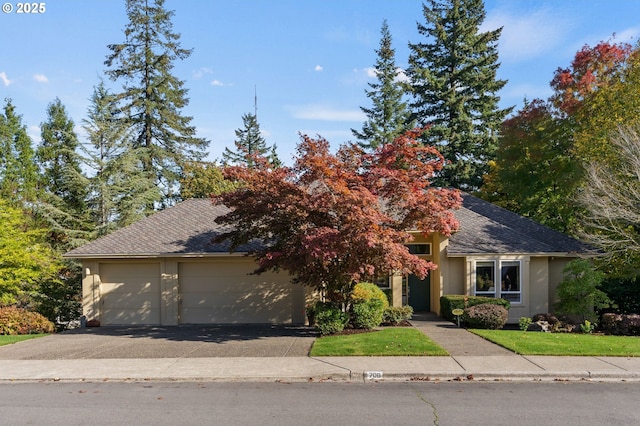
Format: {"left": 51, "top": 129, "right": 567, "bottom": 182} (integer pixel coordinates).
{"left": 62, "top": 252, "right": 250, "bottom": 260}
{"left": 446, "top": 251, "right": 598, "bottom": 258}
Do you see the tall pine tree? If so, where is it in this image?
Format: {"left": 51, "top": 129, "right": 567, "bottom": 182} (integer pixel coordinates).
{"left": 222, "top": 113, "right": 280, "bottom": 168}
{"left": 407, "top": 0, "right": 511, "bottom": 190}
{"left": 0, "top": 99, "right": 38, "bottom": 206}
{"left": 352, "top": 20, "right": 413, "bottom": 150}
{"left": 105, "top": 0, "right": 209, "bottom": 208}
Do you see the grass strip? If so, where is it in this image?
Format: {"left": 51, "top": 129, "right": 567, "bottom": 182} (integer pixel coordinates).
{"left": 310, "top": 327, "right": 449, "bottom": 356}
{"left": 471, "top": 329, "right": 640, "bottom": 356}
{"left": 0, "top": 334, "right": 48, "bottom": 347}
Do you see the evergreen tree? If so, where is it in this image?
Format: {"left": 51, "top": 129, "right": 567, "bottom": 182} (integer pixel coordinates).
{"left": 0, "top": 99, "right": 38, "bottom": 206}
{"left": 104, "top": 0, "right": 209, "bottom": 208}
{"left": 407, "top": 0, "right": 511, "bottom": 190}
{"left": 352, "top": 20, "right": 413, "bottom": 150}
{"left": 222, "top": 113, "right": 281, "bottom": 168}
{"left": 82, "top": 81, "right": 159, "bottom": 235}
{"left": 36, "top": 98, "right": 91, "bottom": 251}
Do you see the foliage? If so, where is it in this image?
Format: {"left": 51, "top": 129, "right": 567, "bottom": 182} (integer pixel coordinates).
{"left": 0, "top": 99, "right": 38, "bottom": 206}
{"left": 471, "top": 328, "right": 640, "bottom": 356}
{"left": 179, "top": 161, "right": 241, "bottom": 199}
{"left": 519, "top": 316, "right": 532, "bottom": 332}
{"left": 463, "top": 303, "right": 509, "bottom": 330}
{"left": 407, "top": 0, "right": 511, "bottom": 191}
{"left": 382, "top": 306, "right": 414, "bottom": 325}
{"left": 310, "top": 327, "right": 448, "bottom": 356}
{"left": 600, "top": 275, "right": 640, "bottom": 314}
{"left": 104, "top": 0, "right": 209, "bottom": 208}
{"left": 554, "top": 259, "right": 611, "bottom": 323}
{"left": 214, "top": 130, "right": 461, "bottom": 305}
{"left": 222, "top": 113, "right": 280, "bottom": 168}
{"left": 32, "top": 260, "right": 82, "bottom": 330}
{"left": 313, "top": 303, "right": 348, "bottom": 335}
{"left": 0, "top": 199, "right": 59, "bottom": 306}
{"left": 579, "top": 320, "right": 595, "bottom": 334}
{"left": 352, "top": 20, "right": 413, "bottom": 150}
{"left": 350, "top": 282, "right": 389, "bottom": 309}
{"left": 350, "top": 282, "right": 389, "bottom": 329}
{"left": 439, "top": 295, "right": 510, "bottom": 322}
{"left": 601, "top": 313, "right": 640, "bottom": 336}
{"left": 0, "top": 306, "right": 55, "bottom": 335}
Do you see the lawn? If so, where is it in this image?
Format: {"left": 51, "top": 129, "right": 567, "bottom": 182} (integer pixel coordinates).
{"left": 471, "top": 329, "right": 640, "bottom": 356}
{"left": 0, "top": 334, "right": 48, "bottom": 347}
{"left": 310, "top": 327, "right": 449, "bottom": 356}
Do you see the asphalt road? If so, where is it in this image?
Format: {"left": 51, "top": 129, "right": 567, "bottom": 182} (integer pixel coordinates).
{"left": 1, "top": 381, "right": 639, "bottom": 425}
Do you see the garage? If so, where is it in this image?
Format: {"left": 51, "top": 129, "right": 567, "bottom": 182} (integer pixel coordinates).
{"left": 178, "top": 259, "right": 299, "bottom": 324}
{"left": 100, "top": 263, "right": 161, "bottom": 325}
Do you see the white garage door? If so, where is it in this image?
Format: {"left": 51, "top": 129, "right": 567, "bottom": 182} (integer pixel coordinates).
{"left": 100, "top": 263, "right": 161, "bottom": 325}
{"left": 179, "top": 259, "right": 295, "bottom": 324}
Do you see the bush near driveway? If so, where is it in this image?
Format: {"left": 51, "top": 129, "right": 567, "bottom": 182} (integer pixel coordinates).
{"left": 0, "top": 306, "right": 55, "bottom": 335}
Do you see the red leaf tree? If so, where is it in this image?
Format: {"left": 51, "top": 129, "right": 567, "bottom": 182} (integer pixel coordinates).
{"left": 213, "top": 130, "right": 461, "bottom": 303}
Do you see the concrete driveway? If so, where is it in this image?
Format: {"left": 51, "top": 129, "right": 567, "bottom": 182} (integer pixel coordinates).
{"left": 0, "top": 325, "right": 318, "bottom": 360}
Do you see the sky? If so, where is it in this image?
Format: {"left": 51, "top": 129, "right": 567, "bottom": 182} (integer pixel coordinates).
{"left": 1, "top": 0, "right": 639, "bottom": 166}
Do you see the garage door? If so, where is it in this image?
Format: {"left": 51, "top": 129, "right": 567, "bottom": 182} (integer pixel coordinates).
{"left": 100, "top": 263, "right": 161, "bottom": 325}
{"left": 179, "top": 260, "right": 295, "bottom": 324}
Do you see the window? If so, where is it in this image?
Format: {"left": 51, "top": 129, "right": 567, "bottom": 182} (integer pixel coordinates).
{"left": 474, "top": 260, "right": 521, "bottom": 303}
{"left": 407, "top": 244, "right": 431, "bottom": 255}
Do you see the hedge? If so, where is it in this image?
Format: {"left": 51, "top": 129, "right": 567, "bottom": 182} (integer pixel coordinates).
{"left": 440, "top": 295, "right": 510, "bottom": 322}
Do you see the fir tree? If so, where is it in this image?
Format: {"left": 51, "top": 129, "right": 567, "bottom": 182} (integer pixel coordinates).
{"left": 222, "top": 113, "right": 281, "bottom": 168}
{"left": 36, "top": 98, "right": 91, "bottom": 251}
{"left": 104, "top": 0, "right": 209, "bottom": 208}
{"left": 0, "top": 99, "right": 38, "bottom": 206}
{"left": 352, "top": 20, "right": 413, "bottom": 150}
{"left": 407, "top": 0, "right": 511, "bottom": 190}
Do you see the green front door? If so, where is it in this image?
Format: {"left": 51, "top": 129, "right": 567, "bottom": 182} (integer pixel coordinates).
{"left": 408, "top": 273, "right": 430, "bottom": 312}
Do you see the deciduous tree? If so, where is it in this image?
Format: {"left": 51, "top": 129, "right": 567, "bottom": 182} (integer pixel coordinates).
{"left": 213, "top": 130, "right": 461, "bottom": 304}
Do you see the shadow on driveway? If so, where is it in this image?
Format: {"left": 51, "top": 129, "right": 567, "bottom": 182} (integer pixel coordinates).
{"left": 0, "top": 325, "right": 319, "bottom": 360}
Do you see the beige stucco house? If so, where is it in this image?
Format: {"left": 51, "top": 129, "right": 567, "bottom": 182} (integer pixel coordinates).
{"left": 64, "top": 194, "right": 593, "bottom": 325}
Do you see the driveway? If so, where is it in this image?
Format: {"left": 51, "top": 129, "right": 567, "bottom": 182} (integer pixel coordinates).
{"left": 0, "top": 325, "right": 318, "bottom": 360}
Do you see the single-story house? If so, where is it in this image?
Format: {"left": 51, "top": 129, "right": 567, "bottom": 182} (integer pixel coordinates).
{"left": 64, "top": 194, "right": 594, "bottom": 325}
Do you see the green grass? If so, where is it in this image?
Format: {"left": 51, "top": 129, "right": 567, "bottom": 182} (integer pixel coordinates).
{"left": 0, "top": 334, "right": 48, "bottom": 346}
{"left": 471, "top": 329, "right": 640, "bottom": 356}
{"left": 310, "top": 327, "right": 449, "bottom": 356}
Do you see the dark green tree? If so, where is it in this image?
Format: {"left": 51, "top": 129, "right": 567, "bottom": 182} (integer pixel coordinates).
{"left": 104, "top": 0, "right": 209, "bottom": 209}
{"left": 407, "top": 0, "right": 511, "bottom": 190}
{"left": 179, "top": 161, "right": 241, "bottom": 199}
{"left": 352, "top": 20, "right": 413, "bottom": 150}
{"left": 36, "top": 98, "right": 91, "bottom": 251}
{"left": 0, "top": 99, "right": 38, "bottom": 206}
{"left": 222, "top": 113, "right": 281, "bottom": 168}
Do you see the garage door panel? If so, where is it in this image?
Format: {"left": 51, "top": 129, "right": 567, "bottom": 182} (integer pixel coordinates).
{"left": 100, "top": 263, "right": 161, "bottom": 325}
{"left": 179, "top": 260, "right": 295, "bottom": 324}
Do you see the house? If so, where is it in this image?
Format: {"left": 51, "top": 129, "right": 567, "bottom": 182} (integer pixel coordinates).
{"left": 64, "top": 194, "right": 594, "bottom": 325}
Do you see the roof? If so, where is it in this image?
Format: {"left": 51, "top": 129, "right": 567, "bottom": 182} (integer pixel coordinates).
{"left": 65, "top": 195, "right": 594, "bottom": 259}
{"left": 448, "top": 194, "right": 594, "bottom": 255}
{"left": 64, "top": 199, "right": 261, "bottom": 258}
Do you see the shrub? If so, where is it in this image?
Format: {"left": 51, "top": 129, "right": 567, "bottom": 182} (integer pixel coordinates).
{"left": 519, "top": 316, "right": 532, "bottom": 331}
{"left": 554, "top": 259, "right": 611, "bottom": 323}
{"left": 351, "top": 298, "right": 385, "bottom": 329}
{"left": 600, "top": 275, "right": 640, "bottom": 315}
{"left": 0, "top": 306, "right": 55, "bottom": 335}
{"left": 440, "top": 295, "right": 510, "bottom": 322}
{"left": 464, "top": 303, "right": 509, "bottom": 330}
{"left": 601, "top": 313, "right": 640, "bottom": 336}
{"left": 351, "top": 282, "right": 389, "bottom": 309}
{"left": 383, "top": 306, "right": 414, "bottom": 325}
{"left": 314, "top": 303, "right": 348, "bottom": 335}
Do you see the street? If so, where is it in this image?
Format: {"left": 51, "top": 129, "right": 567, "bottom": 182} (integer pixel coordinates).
{"left": 1, "top": 381, "right": 639, "bottom": 425}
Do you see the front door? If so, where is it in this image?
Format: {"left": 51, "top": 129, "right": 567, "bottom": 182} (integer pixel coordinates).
{"left": 408, "top": 273, "right": 430, "bottom": 312}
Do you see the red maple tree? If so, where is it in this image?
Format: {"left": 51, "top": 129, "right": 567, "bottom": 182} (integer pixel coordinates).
{"left": 213, "top": 130, "right": 461, "bottom": 302}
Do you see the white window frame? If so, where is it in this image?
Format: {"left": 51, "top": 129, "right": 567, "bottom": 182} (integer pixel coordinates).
{"left": 473, "top": 259, "right": 522, "bottom": 304}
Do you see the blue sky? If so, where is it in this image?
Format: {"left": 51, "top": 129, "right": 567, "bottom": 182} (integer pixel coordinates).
{"left": 1, "top": 0, "right": 639, "bottom": 165}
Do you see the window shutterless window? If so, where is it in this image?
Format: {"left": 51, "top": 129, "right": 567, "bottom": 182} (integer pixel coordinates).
{"left": 473, "top": 260, "right": 521, "bottom": 303}
{"left": 475, "top": 261, "right": 496, "bottom": 297}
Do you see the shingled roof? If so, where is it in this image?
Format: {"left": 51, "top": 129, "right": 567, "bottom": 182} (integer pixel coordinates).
{"left": 65, "top": 195, "right": 594, "bottom": 259}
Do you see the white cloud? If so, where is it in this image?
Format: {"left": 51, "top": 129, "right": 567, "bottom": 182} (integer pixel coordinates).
{"left": 0, "top": 71, "right": 11, "bottom": 86}
{"left": 210, "top": 79, "right": 225, "bottom": 86}
{"left": 365, "top": 67, "right": 377, "bottom": 78}
{"left": 34, "top": 73, "right": 48, "bottom": 83}
{"left": 482, "top": 8, "right": 572, "bottom": 63}
{"left": 314, "top": 64, "right": 323, "bottom": 72}
{"left": 288, "top": 104, "right": 366, "bottom": 122}
{"left": 193, "top": 67, "right": 213, "bottom": 79}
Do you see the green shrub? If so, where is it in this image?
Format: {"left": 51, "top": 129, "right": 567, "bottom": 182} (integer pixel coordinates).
{"left": 554, "top": 259, "right": 611, "bottom": 323}
{"left": 351, "top": 298, "right": 385, "bottom": 329}
{"left": 519, "top": 316, "right": 532, "bottom": 331}
{"left": 440, "top": 295, "right": 510, "bottom": 322}
{"left": 314, "top": 303, "right": 348, "bottom": 335}
{"left": 383, "top": 306, "right": 414, "bottom": 325}
{"left": 601, "top": 313, "right": 640, "bottom": 336}
{"left": 351, "top": 282, "right": 389, "bottom": 309}
{"left": 0, "top": 306, "right": 55, "bottom": 335}
{"left": 464, "top": 303, "right": 509, "bottom": 330}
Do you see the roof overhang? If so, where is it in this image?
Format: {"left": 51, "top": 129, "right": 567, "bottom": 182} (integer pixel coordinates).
{"left": 63, "top": 252, "right": 250, "bottom": 260}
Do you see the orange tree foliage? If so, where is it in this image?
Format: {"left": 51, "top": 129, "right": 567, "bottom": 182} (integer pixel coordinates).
{"left": 213, "top": 130, "right": 461, "bottom": 302}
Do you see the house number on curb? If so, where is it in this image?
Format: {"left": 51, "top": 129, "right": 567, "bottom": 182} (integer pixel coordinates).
{"left": 365, "top": 371, "right": 383, "bottom": 380}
